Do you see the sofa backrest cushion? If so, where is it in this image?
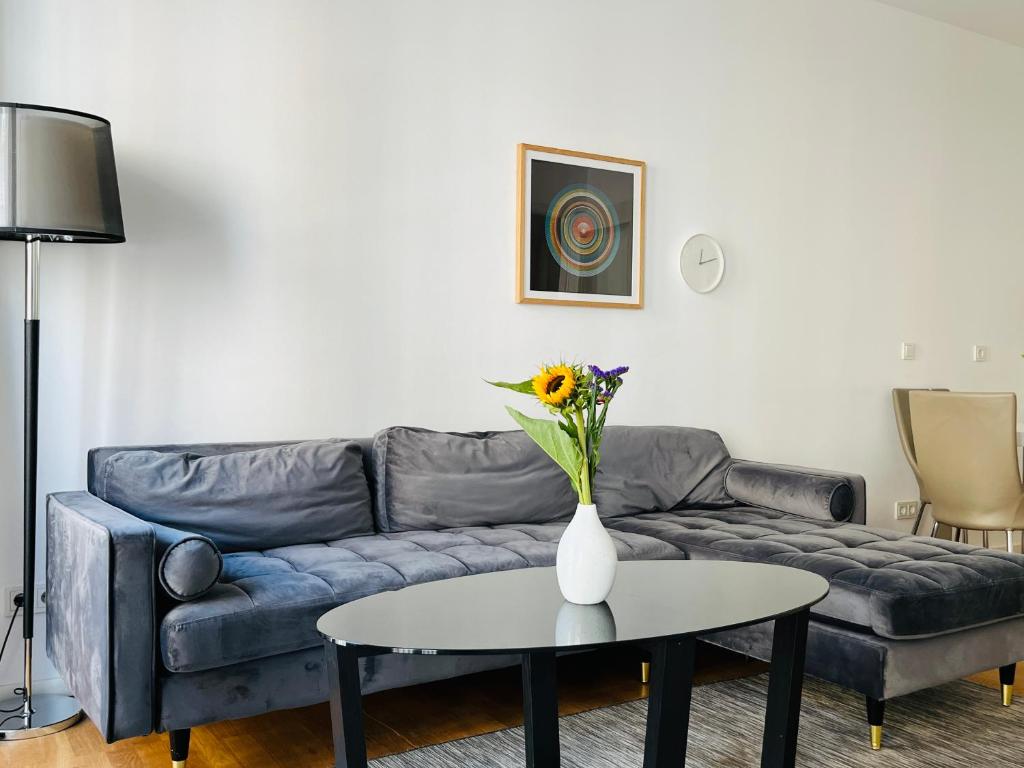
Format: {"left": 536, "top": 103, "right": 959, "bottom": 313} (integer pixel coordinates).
{"left": 372, "top": 426, "right": 576, "bottom": 531}
{"left": 95, "top": 439, "right": 374, "bottom": 551}
{"left": 88, "top": 438, "right": 376, "bottom": 494}
{"left": 593, "top": 426, "right": 733, "bottom": 517}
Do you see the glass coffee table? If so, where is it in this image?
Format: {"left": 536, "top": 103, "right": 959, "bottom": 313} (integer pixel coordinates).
{"left": 317, "top": 560, "right": 828, "bottom": 768}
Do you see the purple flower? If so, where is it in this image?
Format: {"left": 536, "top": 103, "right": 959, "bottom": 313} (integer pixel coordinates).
{"left": 588, "top": 364, "right": 630, "bottom": 380}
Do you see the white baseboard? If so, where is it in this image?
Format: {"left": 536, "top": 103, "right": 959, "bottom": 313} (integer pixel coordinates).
{"left": 0, "top": 676, "right": 68, "bottom": 698}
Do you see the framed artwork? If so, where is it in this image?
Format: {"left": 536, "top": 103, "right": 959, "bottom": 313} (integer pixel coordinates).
{"left": 516, "top": 144, "right": 645, "bottom": 309}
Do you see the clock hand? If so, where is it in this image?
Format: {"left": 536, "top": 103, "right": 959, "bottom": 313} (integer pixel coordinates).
{"left": 698, "top": 251, "right": 719, "bottom": 265}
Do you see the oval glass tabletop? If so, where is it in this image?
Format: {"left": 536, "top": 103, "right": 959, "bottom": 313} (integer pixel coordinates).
{"left": 316, "top": 560, "right": 828, "bottom": 655}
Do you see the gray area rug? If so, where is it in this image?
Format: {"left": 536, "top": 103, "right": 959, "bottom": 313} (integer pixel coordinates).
{"left": 370, "top": 674, "right": 1019, "bottom": 766}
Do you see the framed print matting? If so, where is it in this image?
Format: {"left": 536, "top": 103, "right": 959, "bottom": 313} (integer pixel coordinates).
{"left": 516, "top": 144, "right": 645, "bottom": 309}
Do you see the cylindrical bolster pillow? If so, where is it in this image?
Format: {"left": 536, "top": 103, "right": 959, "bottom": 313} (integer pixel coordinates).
{"left": 725, "top": 463, "right": 855, "bottom": 522}
{"left": 151, "top": 522, "right": 223, "bottom": 601}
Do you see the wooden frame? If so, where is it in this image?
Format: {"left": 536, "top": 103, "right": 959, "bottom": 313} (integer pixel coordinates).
{"left": 516, "top": 143, "right": 646, "bottom": 309}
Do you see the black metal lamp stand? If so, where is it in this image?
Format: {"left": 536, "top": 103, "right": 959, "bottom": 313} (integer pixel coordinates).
{"left": 0, "top": 238, "right": 83, "bottom": 739}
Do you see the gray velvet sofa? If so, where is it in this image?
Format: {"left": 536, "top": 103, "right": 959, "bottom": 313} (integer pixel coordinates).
{"left": 45, "top": 426, "right": 1024, "bottom": 766}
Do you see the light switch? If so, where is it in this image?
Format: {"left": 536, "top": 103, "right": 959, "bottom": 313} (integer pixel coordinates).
{"left": 972, "top": 345, "right": 988, "bottom": 362}
{"left": 900, "top": 342, "right": 915, "bottom": 361}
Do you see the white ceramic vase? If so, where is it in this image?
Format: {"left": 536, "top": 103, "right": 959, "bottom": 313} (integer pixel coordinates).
{"left": 556, "top": 503, "right": 618, "bottom": 604}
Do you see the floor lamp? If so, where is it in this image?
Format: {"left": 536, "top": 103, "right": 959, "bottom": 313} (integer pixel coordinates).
{"left": 0, "top": 102, "right": 124, "bottom": 739}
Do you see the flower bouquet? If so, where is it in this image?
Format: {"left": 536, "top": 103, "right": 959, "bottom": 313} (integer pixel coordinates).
{"left": 490, "top": 363, "right": 628, "bottom": 604}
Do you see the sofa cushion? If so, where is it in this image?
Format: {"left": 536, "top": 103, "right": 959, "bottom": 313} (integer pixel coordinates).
{"left": 96, "top": 439, "right": 374, "bottom": 552}
{"left": 725, "top": 461, "right": 855, "bottom": 522}
{"left": 151, "top": 522, "right": 223, "bottom": 602}
{"left": 604, "top": 508, "right": 1024, "bottom": 639}
{"left": 159, "top": 523, "right": 682, "bottom": 673}
{"left": 593, "top": 426, "right": 734, "bottom": 517}
{"left": 371, "top": 427, "right": 577, "bottom": 532}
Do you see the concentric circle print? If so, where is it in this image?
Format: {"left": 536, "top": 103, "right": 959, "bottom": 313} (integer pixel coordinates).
{"left": 544, "top": 184, "right": 621, "bottom": 277}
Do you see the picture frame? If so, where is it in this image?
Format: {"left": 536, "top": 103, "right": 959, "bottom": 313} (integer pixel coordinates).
{"left": 516, "top": 143, "right": 645, "bottom": 309}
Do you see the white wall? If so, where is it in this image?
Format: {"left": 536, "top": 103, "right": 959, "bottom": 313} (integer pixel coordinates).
{"left": 1, "top": 0, "right": 1023, "bottom": 687}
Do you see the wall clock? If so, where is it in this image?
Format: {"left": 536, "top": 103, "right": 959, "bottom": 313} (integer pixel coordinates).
{"left": 679, "top": 234, "right": 725, "bottom": 293}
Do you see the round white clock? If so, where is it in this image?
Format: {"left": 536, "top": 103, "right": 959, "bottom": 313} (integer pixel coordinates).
{"left": 679, "top": 234, "right": 725, "bottom": 293}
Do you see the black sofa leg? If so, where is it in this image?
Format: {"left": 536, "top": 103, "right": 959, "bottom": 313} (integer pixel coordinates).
{"left": 1000, "top": 663, "right": 1016, "bottom": 707}
{"left": 170, "top": 728, "right": 191, "bottom": 767}
{"left": 866, "top": 697, "right": 885, "bottom": 751}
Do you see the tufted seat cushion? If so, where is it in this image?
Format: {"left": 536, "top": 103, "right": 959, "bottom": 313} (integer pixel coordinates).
{"left": 159, "top": 523, "right": 681, "bottom": 673}
{"left": 604, "top": 508, "right": 1024, "bottom": 639}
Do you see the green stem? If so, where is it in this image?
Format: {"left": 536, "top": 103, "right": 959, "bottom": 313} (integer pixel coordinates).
{"left": 574, "top": 407, "right": 592, "bottom": 505}
{"left": 597, "top": 399, "right": 609, "bottom": 434}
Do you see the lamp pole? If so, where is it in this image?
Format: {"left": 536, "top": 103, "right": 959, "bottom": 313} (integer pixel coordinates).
{"left": 21, "top": 237, "right": 40, "bottom": 719}
{"left": 0, "top": 236, "right": 81, "bottom": 740}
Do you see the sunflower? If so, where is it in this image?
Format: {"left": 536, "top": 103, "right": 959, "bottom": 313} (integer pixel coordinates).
{"left": 532, "top": 364, "right": 576, "bottom": 407}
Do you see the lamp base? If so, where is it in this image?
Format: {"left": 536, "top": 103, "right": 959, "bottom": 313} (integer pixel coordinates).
{"left": 0, "top": 694, "right": 82, "bottom": 740}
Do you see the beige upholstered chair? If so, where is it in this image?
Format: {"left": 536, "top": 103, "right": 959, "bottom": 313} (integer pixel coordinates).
{"left": 909, "top": 391, "right": 1024, "bottom": 552}
{"left": 892, "top": 388, "right": 947, "bottom": 535}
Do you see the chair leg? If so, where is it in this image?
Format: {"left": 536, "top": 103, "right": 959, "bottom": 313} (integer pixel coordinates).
{"left": 866, "top": 697, "right": 885, "bottom": 751}
{"left": 169, "top": 729, "right": 190, "bottom": 768}
{"left": 1000, "top": 663, "right": 1016, "bottom": 707}
{"left": 911, "top": 501, "right": 926, "bottom": 536}
{"left": 930, "top": 521, "right": 940, "bottom": 538}
{"left": 641, "top": 660, "right": 651, "bottom": 684}
{"left": 952, "top": 527, "right": 960, "bottom": 543}
{"left": 1008, "top": 530, "right": 1015, "bottom": 554}
{"left": 983, "top": 530, "right": 990, "bottom": 548}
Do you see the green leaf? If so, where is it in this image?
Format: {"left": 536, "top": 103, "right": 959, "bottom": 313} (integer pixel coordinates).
{"left": 505, "top": 407, "right": 582, "bottom": 495}
{"left": 486, "top": 379, "right": 535, "bottom": 395}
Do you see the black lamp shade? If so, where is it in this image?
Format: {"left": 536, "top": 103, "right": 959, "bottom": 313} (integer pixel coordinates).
{"left": 0, "top": 102, "right": 124, "bottom": 243}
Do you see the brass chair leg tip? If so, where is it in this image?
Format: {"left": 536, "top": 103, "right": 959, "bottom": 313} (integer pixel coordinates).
{"left": 172, "top": 761, "right": 187, "bottom": 768}
{"left": 870, "top": 725, "right": 883, "bottom": 750}
{"left": 1002, "top": 684, "right": 1014, "bottom": 707}
{"left": 640, "top": 661, "right": 651, "bottom": 684}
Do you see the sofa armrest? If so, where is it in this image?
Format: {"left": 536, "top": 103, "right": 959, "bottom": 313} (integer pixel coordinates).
{"left": 726, "top": 460, "right": 867, "bottom": 524}
{"left": 46, "top": 491, "right": 156, "bottom": 741}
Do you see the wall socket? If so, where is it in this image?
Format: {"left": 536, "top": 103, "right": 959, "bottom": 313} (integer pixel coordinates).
{"left": 894, "top": 500, "right": 920, "bottom": 521}
{"left": 4, "top": 585, "right": 45, "bottom": 617}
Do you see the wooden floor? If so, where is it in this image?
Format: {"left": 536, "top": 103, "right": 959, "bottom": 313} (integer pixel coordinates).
{"left": 0, "top": 645, "right": 763, "bottom": 768}
{"left": 0, "top": 646, "right": 1015, "bottom": 768}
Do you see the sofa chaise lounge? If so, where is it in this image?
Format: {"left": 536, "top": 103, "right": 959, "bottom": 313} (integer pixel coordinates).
{"left": 46, "top": 425, "right": 1024, "bottom": 766}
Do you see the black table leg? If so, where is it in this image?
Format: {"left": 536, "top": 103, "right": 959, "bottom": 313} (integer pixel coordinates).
{"left": 326, "top": 642, "right": 367, "bottom": 768}
{"left": 761, "top": 609, "right": 811, "bottom": 768}
{"left": 522, "top": 651, "right": 560, "bottom": 768}
{"left": 643, "top": 635, "right": 697, "bottom": 768}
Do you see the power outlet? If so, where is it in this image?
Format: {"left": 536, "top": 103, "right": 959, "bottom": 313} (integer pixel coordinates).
{"left": 894, "top": 501, "right": 920, "bottom": 521}
{"left": 4, "top": 585, "right": 45, "bottom": 617}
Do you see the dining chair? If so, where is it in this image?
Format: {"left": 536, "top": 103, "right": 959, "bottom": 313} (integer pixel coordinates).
{"left": 909, "top": 391, "right": 1024, "bottom": 552}
{"left": 892, "top": 388, "right": 948, "bottom": 535}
